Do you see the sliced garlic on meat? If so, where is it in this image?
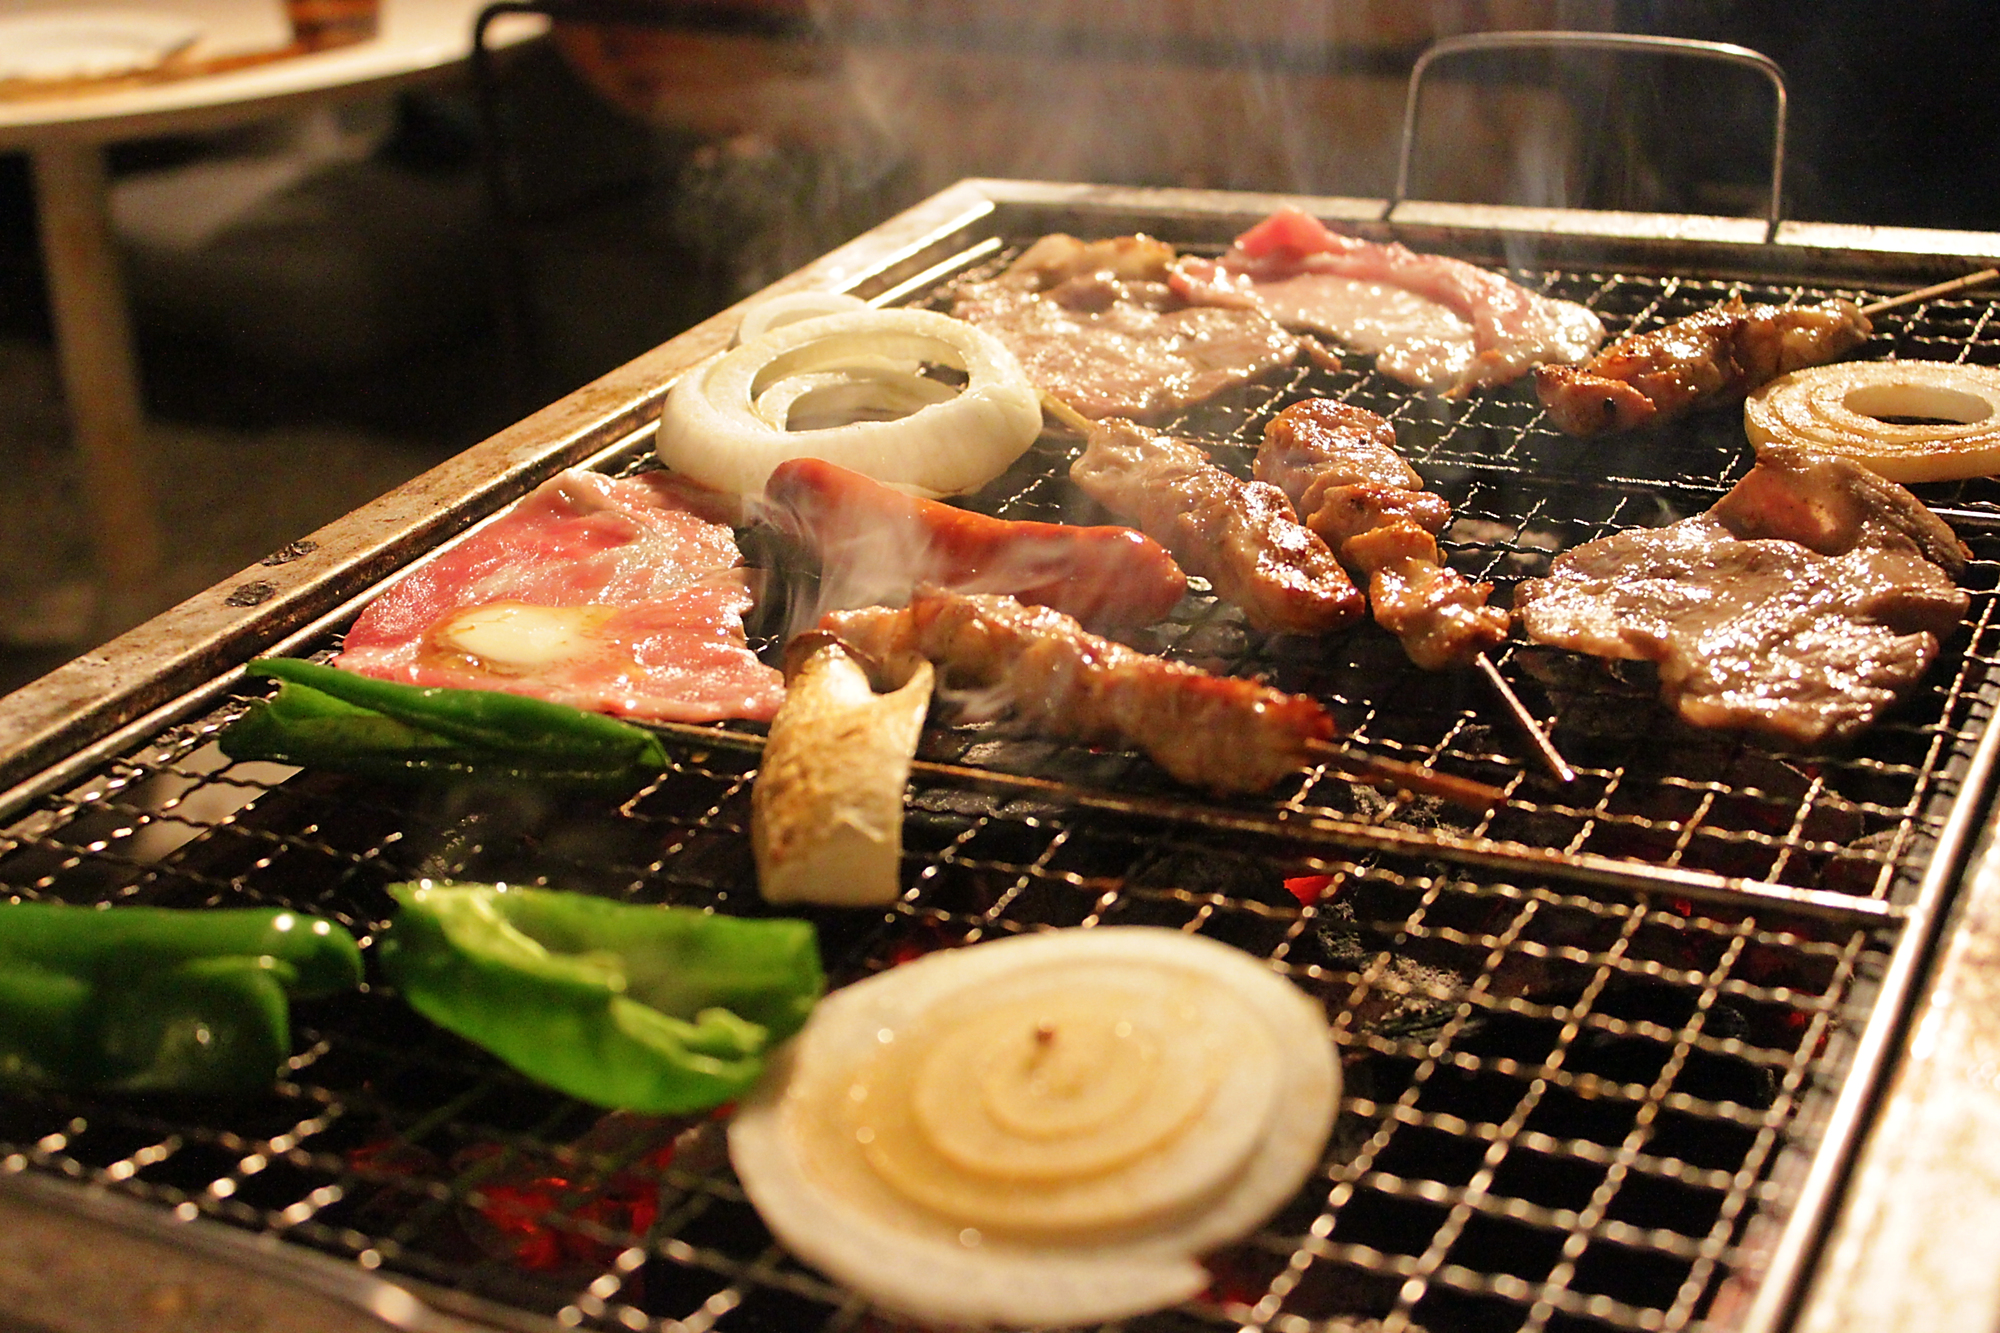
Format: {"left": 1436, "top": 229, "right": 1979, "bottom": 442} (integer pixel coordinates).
{"left": 729, "top": 927, "right": 1340, "bottom": 1328}
{"left": 424, "top": 602, "right": 617, "bottom": 676}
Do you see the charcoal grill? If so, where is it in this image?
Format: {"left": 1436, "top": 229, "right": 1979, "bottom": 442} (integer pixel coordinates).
{"left": 6, "top": 179, "right": 2000, "bottom": 1333}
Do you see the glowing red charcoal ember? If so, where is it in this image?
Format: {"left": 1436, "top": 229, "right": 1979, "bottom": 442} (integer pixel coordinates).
{"left": 1283, "top": 874, "right": 1335, "bottom": 906}
{"left": 335, "top": 470, "right": 783, "bottom": 723}
{"left": 454, "top": 1131, "right": 678, "bottom": 1274}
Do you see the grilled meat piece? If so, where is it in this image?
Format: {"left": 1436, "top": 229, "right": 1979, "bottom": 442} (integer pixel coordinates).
{"left": 1535, "top": 297, "right": 1872, "bottom": 437}
{"left": 1172, "top": 207, "right": 1605, "bottom": 396}
{"left": 1072, "top": 418, "right": 1365, "bottom": 635}
{"left": 1256, "top": 400, "right": 1508, "bottom": 669}
{"left": 951, "top": 233, "right": 1301, "bottom": 420}
{"left": 821, "top": 589, "right": 1334, "bottom": 794}
{"left": 1515, "top": 445, "right": 1968, "bottom": 745}
{"left": 1255, "top": 397, "right": 1421, "bottom": 512}
{"left": 761, "top": 457, "right": 1187, "bottom": 631}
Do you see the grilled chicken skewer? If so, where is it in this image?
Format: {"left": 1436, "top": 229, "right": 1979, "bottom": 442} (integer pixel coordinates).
{"left": 1254, "top": 400, "right": 1507, "bottom": 670}
{"left": 1254, "top": 399, "right": 1572, "bottom": 782}
{"left": 821, "top": 589, "right": 1501, "bottom": 809}
{"left": 1536, "top": 297, "right": 1874, "bottom": 437}
{"left": 1044, "top": 391, "right": 1568, "bottom": 782}
{"left": 1535, "top": 268, "right": 2000, "bottom": 438}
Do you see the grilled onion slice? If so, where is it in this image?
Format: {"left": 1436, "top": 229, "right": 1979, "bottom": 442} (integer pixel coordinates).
{"left": 1744, "top": 360, "right": 2000, "bottom": 482}
{"left": 732, "top": 290, "right": 868, "bottom": 346}
{"left": 729, "top": 927, "right": 1340, "bottom": 1328}
{"left": 656, "top": 308, "right": 1043, "bottom": 497}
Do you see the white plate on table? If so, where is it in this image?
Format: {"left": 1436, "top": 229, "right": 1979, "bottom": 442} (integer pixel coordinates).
{"left": 0, "top": 10, "right": 203, "bottom": 84}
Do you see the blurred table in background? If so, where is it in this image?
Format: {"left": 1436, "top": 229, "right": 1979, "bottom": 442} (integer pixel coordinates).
{"left": 0, "top": 0, "right": 543, "bottom": 630}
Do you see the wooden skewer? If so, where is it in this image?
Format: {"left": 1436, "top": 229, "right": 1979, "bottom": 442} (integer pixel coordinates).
{"left": 1475, "top": 652, "right": 1575, "bottom": 784}
{"left": 647, "top": 715, "right": 1504, "bottom": 813}
{"left": 1303, "top": 739, "right": 1506, "bottom": 812}
{"left": 1040, "top": 389, "right": 1568, "bottom": 782}
{"left": 1039, "top": 389, "right": 1097, "bottom": 435}
{"left": 1859, "top": 268, "right": 2000, "bottom": 318}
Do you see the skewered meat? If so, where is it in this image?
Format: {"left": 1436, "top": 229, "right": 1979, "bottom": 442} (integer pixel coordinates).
{"left": 950, "top": 233, "right": 1301, "bottom": 419}
{"left": 1515, "top": 445, "right": 1969, "bottom": 745}
{"left": 821, "top": 589, "right": 1333, "bottom": 794}
{"left": 1257, "top": 400, "right": 1508, "bottom": 670}
{"left": 335, "top": 470, "right": 785, "bottom": 722}
{"left": 761, "top": 457, "right": 1186, "bottom": 631}
{"left": 1071, "top": 418, "right": 1364, "bottom": 635}
{"left": 1172, "top": 207, "right": 1604, "bottom": 396}
{"left": 1535, "top": 296, "right": 1872, "bottom": 436}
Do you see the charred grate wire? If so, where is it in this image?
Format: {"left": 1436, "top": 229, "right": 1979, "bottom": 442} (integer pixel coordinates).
{"left": 0, "top": 254, "right": 1995, "bottom": 1333}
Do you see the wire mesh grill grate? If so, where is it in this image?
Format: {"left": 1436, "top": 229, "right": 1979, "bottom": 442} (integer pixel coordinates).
{"left": 3, "top": 247, "right": 1998, "bottom": 1333}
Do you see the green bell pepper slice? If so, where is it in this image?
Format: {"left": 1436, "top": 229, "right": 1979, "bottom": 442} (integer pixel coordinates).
{"left": 379, "top": 883, "right": 823, "bottom": 1113}
{"left": 0, "top": 904, "right": 363, "bottom": 1094}
{"left": 219, "top": 659, "right": 670, "bottom": 790}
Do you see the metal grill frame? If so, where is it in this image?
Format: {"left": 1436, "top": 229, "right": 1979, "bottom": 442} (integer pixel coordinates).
{"left": 6, "top": 180, "right": 2000, "bottom": 1333}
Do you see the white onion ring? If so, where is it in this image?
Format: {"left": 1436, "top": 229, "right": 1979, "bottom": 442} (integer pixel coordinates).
{"left": 732, "top": 290, "right": 870, "bottom": 347}
{"left": 752, "top": 365, "right": 957, "bottom": 431}
{"left": 729, "top": 927, "right": 1339, "bottom": 1328}
{"left": 1744, "top": 360, "right": 2000, "bottom": 482}
{"left": 657, "top": 308, "right": 1043, "bottom": 497}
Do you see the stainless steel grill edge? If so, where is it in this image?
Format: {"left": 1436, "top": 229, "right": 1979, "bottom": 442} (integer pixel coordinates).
{"left": 5, "top": 180, "right": 2000, "bottom": 1333}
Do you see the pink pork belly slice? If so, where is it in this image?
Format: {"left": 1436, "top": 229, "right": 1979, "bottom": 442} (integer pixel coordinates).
{"left": 335, "top": 469, "right": 784, "bottom": 723}
{"left": 1172, "top": 206, "right": 1604, "bottom": 395}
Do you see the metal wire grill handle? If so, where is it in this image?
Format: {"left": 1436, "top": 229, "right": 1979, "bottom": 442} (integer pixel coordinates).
{"left": 1393, "top": 30, "right": 1791, "bottom": 239}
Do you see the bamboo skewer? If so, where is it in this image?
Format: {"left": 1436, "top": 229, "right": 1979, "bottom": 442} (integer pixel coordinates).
{"left": 1475, "top": 653, "right": 1575, "bottom": 784}
{"left": 1300, "top": 740, "right": 1506, "bottom": 811}
{"left": 1039, "top": 390, "right": 1572, "bottom": 783}
{"left": 1859, "top": 268, "right": 2000, "bottom": 319}
{"left": 642, "top": 716, "right": 1503, "bottom": 814}
{"left": 1038, "top": 389, "right": 1096, "bottom": 435}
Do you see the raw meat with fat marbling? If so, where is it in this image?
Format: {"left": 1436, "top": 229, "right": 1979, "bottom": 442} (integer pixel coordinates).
{"left": 335, "top": 469, "right": 784, "bottom": 722}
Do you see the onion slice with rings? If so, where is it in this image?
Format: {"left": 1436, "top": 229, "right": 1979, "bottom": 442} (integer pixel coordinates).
{"left": 728, "top": 926, "right": 1339, "bottom": 1328}
{"left": 656, "top": 308, "right": 1043, "bottom": 497}
{"left": 1744, "top": 360, "right": 2000, "bottom": 482}
{"left": 732, "top": 290, "right": 869, "bottom": 347}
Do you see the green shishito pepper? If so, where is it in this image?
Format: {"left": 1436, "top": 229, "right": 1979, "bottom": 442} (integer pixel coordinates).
{"left": 219, "top": 659, "right": 669, "bottom": 790}
{"left": 0, "top": 904, "right": 363, "bottom": 1094}
{"left": 379, "top": 883, "right": 823, "bottom": 1113}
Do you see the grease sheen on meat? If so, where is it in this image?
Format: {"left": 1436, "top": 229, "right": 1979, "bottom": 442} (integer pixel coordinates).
{"left": 822, "top": 590, "right": 1333, "bottom": 794}
{"left": 1535, "top": 297, "right": 1872, "bottom": 436}
{"left": 1072, "top": 418, "right": 1364, "bottom": 634}
{"left": 1515, "top": 446, "right": 1969, "bottom": 745}
{"left": 950, "top": 234, "right": 1300, "bottom": 419}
